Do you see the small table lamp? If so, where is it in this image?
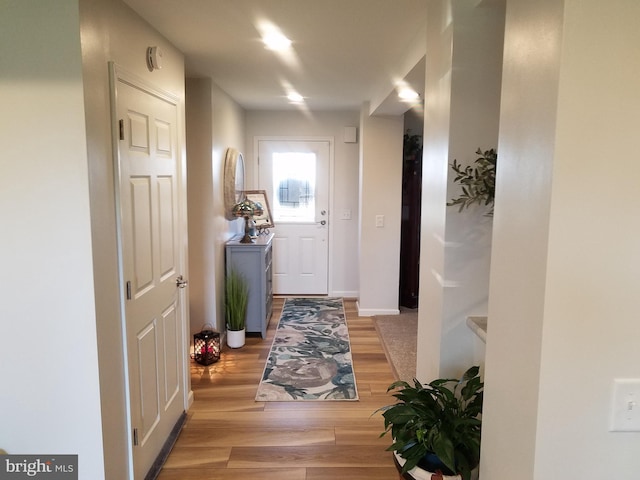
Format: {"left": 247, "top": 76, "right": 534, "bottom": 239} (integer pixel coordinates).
{"left": 232, "top": 198, "right": 264, "bottom": 243}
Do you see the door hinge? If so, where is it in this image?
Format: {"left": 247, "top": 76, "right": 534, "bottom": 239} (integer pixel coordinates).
{"left": 133, "top": 428, "right": 139, "bottom": 446}
{"left": 126, "top": 281, "right": 132, "bottom": 300}
{"left": 119, "top": 119, "right": 124, "bottom": 140}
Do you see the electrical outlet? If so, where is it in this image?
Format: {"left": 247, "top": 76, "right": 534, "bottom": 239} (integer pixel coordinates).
{"left": 375, "top": 215, "right": 384, "bottom": 228}
{"left": 341, "top": 209, "right": 352, "bottom": 220}
{"left": 610, "top": 379, "right": 640, "bottom": 431}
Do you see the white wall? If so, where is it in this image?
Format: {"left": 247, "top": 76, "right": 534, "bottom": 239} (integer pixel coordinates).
{"left": 537, "top": 1, "right": 640, "bottom": 474}
{"left": 186, "top": 79, "right": 214, "bottom": 337}
{"left": 417, "top": 0, "right": 453, "bottom": 382}
{"left": 417, "top": 0, "right": 504, "bottom": 380}
{"left": 244, "top": 110, "right": 360, "bottom": 297}
{"left": 186, "top": 78, "right": 245, "bottom": 335}
{"left": 358, "top": 104, "right": 404, "bottom": 315}
{"left": 480, "top": 0, "right": 560, "bottom": 472}
{"left": 441, "top": 0, "right": 504, "bottom": 377}
{"left": 79, "top": 0, "right": 187, "bottom": 477}
{"left": 482, "top": 0, "right": 640, "bottom": 478}
{"left": 0, "top": 1, "right": 104, "bottom": 476}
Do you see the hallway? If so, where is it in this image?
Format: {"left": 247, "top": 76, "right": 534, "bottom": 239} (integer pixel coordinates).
{"left": 157, "top": 298, "right": 399, "bottom": 479}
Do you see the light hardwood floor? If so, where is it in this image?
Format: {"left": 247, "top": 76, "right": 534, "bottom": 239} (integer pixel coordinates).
{"left": 157, "top": 298, "right": 400, "bottom": 480}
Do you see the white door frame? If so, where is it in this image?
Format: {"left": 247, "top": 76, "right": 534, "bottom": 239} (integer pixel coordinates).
{"left": 253, "top": 136, "right": 335, "bottom": 295}
{"left": 109, "top": 63, "right": 191, "bottom": 478}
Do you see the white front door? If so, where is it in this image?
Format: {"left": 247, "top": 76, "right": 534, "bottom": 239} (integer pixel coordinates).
{"left": 112, "top": 66, "right": 186, "bottom": 479}
{"left": 258, "top": 140, "right": 330, "bottom": 295}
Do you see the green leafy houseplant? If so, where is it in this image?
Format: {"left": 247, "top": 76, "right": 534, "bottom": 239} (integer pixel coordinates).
{"left": 378, "top": 366, "right": 483, "bottom": 480}
{"left": 225, "top": 269, "right": 248, "bottom": 331}
{"left": 448, "top": 148, "right": 497, "bottom": 216}
{"left": 404, "top": 130, "right": 422, "bottom": 160}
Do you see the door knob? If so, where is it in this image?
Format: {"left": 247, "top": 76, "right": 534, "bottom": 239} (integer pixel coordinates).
{"left": 176, "top": 275, "right": 188, "bottom": 288}
{"left": 321, "top": 210, "right": 327, "bottom": 215}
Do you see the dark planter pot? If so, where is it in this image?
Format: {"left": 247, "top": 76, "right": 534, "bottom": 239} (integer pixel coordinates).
{"left": 393, "top": 452, "right": 479, "bottom": 480}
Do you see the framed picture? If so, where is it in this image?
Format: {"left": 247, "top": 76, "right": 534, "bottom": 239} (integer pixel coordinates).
{"left": 244, "top": 190, "right": 274, "bottom": 230}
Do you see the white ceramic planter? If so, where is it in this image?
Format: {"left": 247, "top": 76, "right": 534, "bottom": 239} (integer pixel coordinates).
{"left": 393, "top": 451, "right": 478, "bottom": 480}
{"left": 226, "top": 328, "right": 245, "bottom": 348}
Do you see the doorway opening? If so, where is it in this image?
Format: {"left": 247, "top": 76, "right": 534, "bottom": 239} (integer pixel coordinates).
{"left": 399, "top": 114, "right": 423, "bottom": 309}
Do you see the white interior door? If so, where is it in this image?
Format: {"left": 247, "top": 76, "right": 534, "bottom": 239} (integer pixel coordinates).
{"left": 113, "top": 67, "right": 186, "bottom": 479}
{"left": 258, "top": 139, "right": 330, "bottom": 295}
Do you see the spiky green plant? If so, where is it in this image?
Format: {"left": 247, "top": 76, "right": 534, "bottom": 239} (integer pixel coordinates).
{"left": 225, "top": 269, "right": 248, "bottom": 331}
{"left": 377, "top": 366, "right": 483, "bottom": 480}
{"left": 448, "top": 148, "right": 497, "bottom": 216}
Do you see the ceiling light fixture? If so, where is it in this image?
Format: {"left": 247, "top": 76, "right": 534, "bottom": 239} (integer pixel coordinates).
{"left": 262, "top": 31, "right": 292, "bottom": 51}
{"left": 398, "top": 88, "right": 420, "bottom": 102}
{"left": 287, "top": 92, "right": 304, "bottom": 103}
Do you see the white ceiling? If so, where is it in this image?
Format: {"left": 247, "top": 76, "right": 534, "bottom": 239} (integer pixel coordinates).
{"left": 122, "top": 0, "right": 427, "bottom": 112}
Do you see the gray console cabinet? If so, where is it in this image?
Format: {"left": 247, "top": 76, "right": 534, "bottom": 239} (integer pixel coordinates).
{"left": 225, "top": 233, "right": 273, "bottom": 338}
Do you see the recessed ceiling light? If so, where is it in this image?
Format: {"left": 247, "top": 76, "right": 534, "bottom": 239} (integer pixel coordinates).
{"left": 263, "top": 31, "right": 292, "bottom": 51}
{"left": 287, "top": 92, "right": 304, "bottom": 103}
{"left": 398, "top": 88, "right": 420, "bottom": 101}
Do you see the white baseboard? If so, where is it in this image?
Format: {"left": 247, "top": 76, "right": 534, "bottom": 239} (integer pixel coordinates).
{"left": 330, "top": 290, "right": 359, "bottom": 298}
{"left": 356, "top": 302, "right": 400, "bottom": 317}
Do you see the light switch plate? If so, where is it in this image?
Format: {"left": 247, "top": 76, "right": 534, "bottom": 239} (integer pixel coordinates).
{"left": 610, "top": 378, "right": 640, "bottom": 431}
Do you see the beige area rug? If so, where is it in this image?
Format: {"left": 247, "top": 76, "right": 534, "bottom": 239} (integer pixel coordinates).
{"left": 373, "top": 308, "right": 418, "bottom": 382}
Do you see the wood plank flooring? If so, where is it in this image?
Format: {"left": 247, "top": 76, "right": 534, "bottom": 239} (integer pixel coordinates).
{"left": 157, "top": 298, "right": 400, "bottom": 480}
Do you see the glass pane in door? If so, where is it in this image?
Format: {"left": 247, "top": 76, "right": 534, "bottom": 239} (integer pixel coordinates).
{"left": 271, "top": 152, "right": 316, "bottom": 222}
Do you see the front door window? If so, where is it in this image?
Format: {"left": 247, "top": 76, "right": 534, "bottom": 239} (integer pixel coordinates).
{"left": 272, "top": 152, "right": 316, "bottom": 223}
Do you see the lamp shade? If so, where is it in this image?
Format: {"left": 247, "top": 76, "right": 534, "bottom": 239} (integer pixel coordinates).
{"left": 232, "top": 198, "right": 263, "bottom": 218}
{"left": 232, "top": 199, "right": 264, "bottom": 243}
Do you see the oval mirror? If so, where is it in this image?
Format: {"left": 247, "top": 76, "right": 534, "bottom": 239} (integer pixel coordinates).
{"left": 223, "top": 148, "right": 245, "bottom": 220}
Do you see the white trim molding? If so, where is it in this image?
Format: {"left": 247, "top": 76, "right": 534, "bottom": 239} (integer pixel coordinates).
{"left": 356, "top": 302, "right": 400, "bottom": 317}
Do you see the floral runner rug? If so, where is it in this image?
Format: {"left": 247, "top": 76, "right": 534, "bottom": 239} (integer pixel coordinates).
{"left": 255, "top": 297, "right": 359, "bottom": 401}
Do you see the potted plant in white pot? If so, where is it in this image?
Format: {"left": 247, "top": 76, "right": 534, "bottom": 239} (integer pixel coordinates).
{"left": 377, "top": 366, "right": 483, "bottom": 480}
{"left": 225, "top": 269, "right": 248, "bottom": 348}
